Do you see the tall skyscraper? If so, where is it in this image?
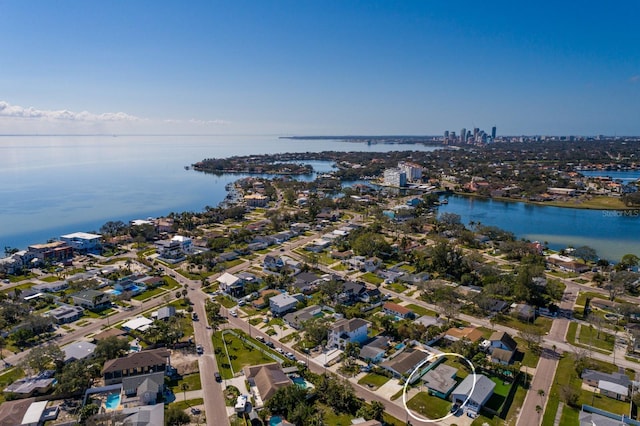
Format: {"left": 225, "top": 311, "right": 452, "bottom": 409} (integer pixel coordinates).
{"left": 491, "top": 126, "right": 496, "bottom": 139}
{"left": 460, "top": 128, "right": 466, "bottom": 143}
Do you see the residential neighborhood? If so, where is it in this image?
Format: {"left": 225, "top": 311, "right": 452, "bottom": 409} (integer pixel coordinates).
{"left": 0, "top": 160, "right": 638, "bottom": 426}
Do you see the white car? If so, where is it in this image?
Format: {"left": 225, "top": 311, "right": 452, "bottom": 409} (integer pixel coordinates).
{"left": 229, "top": 310, "right": 237, "bottom": 317}
{"left": 276, "top": 347, "right": 284, "bottom": 354}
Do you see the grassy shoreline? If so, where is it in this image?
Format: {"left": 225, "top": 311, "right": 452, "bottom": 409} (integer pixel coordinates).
{"left": 451, "top": 192, "right": 630, "bottom": 210}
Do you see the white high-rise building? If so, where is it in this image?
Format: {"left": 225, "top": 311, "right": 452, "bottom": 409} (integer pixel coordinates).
{"left": 384, "top": 168, "right": 407, "bottom": 187}
{"left": 398, "top": 162, "right": 422, "bottom": 182}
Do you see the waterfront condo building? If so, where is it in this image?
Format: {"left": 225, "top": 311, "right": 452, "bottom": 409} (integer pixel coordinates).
{"left": 60, "top": 232, "right": 102, "bottom": 254}
{"left": 398, "top": 161, "right": 423, "bottom": 182}
{"left": 383, "top": 168, "right": 407, "bottom": 187}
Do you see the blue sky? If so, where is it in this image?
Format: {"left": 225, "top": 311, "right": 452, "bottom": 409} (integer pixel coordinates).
{"left": 1, "top": 1, "right": 639, "bottom": 136}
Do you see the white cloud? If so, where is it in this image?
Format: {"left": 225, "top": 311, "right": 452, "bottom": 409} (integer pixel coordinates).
{"left": 0, "top": 100, "right": 140, "bottom": 122}
{"left": 0, "top": 100, "right": 233, "bottom": 134}
{"left": 630, "top": 75, "right": 640, "bottom": 84}
{"left": 164, "top": 118, "right": 231, "bottom": 126}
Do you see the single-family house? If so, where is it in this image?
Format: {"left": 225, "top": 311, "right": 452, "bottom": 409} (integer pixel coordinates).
{"left": 63, "top": 341, "right": 97, "bottom": 363}
{"left": 451, "top": 374, "right": 496, "bottom": 413}
{"left": 345, "top": 256, "right": 366, "bottom": 271}
{"left": 283, "top": 305, "right": 322, "bottom": 330}
{"left": 413, "top": 315, "right": 443, "bottom": 329}
{"left": 217, "top": 272, "right": 244, "bottom": 297}
{"left": 244, "top": 363, "right": 292, "bottom": 402}
{"left": 422, "top": 363, "right": 457, "bottom": 398}
{"left": 154, "top": 238, "right": 186, "bottom": 261}
{"left": 3, "top": 371, "right": 56, "bottom": 398}
{"left": 338, "top": 281, "right": 367, "bottom": 305}
{"left": 489, "top": 331, "right": 517, "bottom": 354}
{"left": 269, "top": 293, "right": 300, "bottom": 316}
{"left": 364, "top": 257, "right": 382, "bottom": 272}
{"left": 327, "top": 318, "right": 370, "bottom": 350}
{"left": 70, "top": 289, "right": 111, "bottom": 310}
{"left": 47, "top": 304, "right": 84, "bottom": 324}
{"left": 360, "top": 286, "right": 382, "bottom": 303}
{"left": 304, "top": 239, "right": 331, "bottom": 252}
{"left": 480, "top": 298, "right": 510, "bottom": 314}
{"left": 263, "top": 255, "right": 285, "bottom": 272}
{"left": 513, "top": 303, "right": 536, "bottom": 322}
{"left": 32, "top": 281, "right": 69, "bottom": 293}
{"left": 293, "top": 272, "right": 321, "bottom": 294}
{"left": 383, "top": 302, "right": 414, "bottom": 320}
{"left": 156, "top": 306, "right": 176, "bottom": 321}
{"left": 121, "top": 371, "right": 166, "bottom": 405}
{"left": 582, "top": 369, "right": 631, "bottom": 401}
{"left": 380, "top": 349, "right": 431, "bottom": 381}
{"left": 444, "top": 327, "right": 484, "bottom": 343}
{"left": 102, "top": 348, "right": 170, "bottom": 385}
{"left": 92, "top": 327, "right": 127, "bottom": 342}
{"left": 359, "top": 336, "right": 390, "bottom": 364}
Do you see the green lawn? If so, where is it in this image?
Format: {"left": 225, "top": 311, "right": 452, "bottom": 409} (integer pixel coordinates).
{"left": 217, "top": 295, "right": 237, "bottom": 309}
{"left": 576, "top": 324, "right": 614, "bottom": 352}
{"left": 357, "top": 373, "right": 390, "bottom": 390}
{"left": 39, "top": 276, "right": 61, "bottom": 283}
{"left": 360, "top": 272, "right": 383, "bottom": 285}
{"left": 512, "top": 337, "right": 541, "bottom": 368}
{"left": 318, "top": 403, "right": 354, "bottom": 425}
{"left": 542, "top": 352, "right": 628, "bottom": 426}
{"left": 0, "top": 282, "right": 35, "bottom": 294}
{"left": 132, "top": 286, "right": 166, "bottom": 301}
{"left": 406, "top": 304, "right": 438, "bottom": 317}
{"left": 0, "top": 368, "right": 25, "bottom": 404}
{"left": 168, "top": 373, "right": 202, "bottom": 393}
{"left": 385, "top": 282, "right": 407, "bottom": 293}
{"left": 493, "top": 314, "right": 553, "bottom": 334}
{"left": 168, "top": 398, "right": 204, "bottom": 411}
{"left": 407, "top": 391, "right": 451, "bottom": 420}
{"left": 212, "top": 330, "right": 277, "bottom": 379}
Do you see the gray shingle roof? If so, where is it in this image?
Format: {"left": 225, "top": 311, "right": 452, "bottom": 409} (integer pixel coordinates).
{"left": 452, "top": 374, "right": 495, "bottom": 406}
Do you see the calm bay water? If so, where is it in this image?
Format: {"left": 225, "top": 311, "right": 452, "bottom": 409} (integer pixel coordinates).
{"left": 438, "top": 195, "right": 640, "bottom": 262}
{"left": 0, "top": 135, "right": 435, "bottom": 250}
{"left": 1, "top": 134, "right": 638, "bottom": 261}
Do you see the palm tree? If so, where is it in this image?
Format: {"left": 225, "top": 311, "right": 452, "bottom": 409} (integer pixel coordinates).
{"left": 181, "top": 382, "right": 189, "bottom": 402}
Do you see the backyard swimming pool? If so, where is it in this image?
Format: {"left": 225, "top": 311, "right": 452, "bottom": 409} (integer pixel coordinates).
{"left": 269, "top": 415, "right": 282, "bottom": 426}
{"left": 292, "top": 376, "right": 307, "bottom": 389}
{"left": 105, "top": 393, "right": 121, "bottom": 410}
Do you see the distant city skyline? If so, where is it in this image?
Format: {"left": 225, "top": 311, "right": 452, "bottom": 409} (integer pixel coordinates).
{"left": 1, "top": 1, "right": 639, "bottom": 136}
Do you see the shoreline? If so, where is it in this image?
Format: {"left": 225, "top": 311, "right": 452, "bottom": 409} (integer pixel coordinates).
{"left": 450, "top": 192, "right": 636, "bottom": 211}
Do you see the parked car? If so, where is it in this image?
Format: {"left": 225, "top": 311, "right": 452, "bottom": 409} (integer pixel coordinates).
{"left": 191, "top": 407, "right": 201, "bottom": 415}
{"left": 256, "top": 335, "right": 265, "bottom": 342}
{"left": 265, "top": 341, "right": 275, "bottom": 348}
{"left": 230, "top": 310, "right": 237, "bottom": 317}
{"left": 276, "top": 347, "right": 284, "bottom": 354}
{"left": 196, "top": 345, "right": 203, "bottom": 355}
{"left": 215, "top": 372, "right": 222, "bottom": 382}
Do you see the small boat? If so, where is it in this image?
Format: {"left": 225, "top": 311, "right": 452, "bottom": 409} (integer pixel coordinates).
{"left": 441, "top": 198, "right": 448, "bottom": 204}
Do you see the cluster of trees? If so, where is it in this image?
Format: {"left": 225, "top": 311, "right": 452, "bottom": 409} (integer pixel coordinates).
{"left": 263, "top": 373, "right": 385, "bottom": 426}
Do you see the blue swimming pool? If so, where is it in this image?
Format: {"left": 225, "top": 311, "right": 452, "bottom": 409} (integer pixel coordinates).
{"left": 395, "top": 343, "right": 406, "bottom": 350}
{"left": 291, "top": 376, "right": 307, "bottom": 389}
{"left": 269, "top": 415, "right": 282, "bottom": 426}
{"left": 105, "top": 393, "right": 121, "bottom": 410}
